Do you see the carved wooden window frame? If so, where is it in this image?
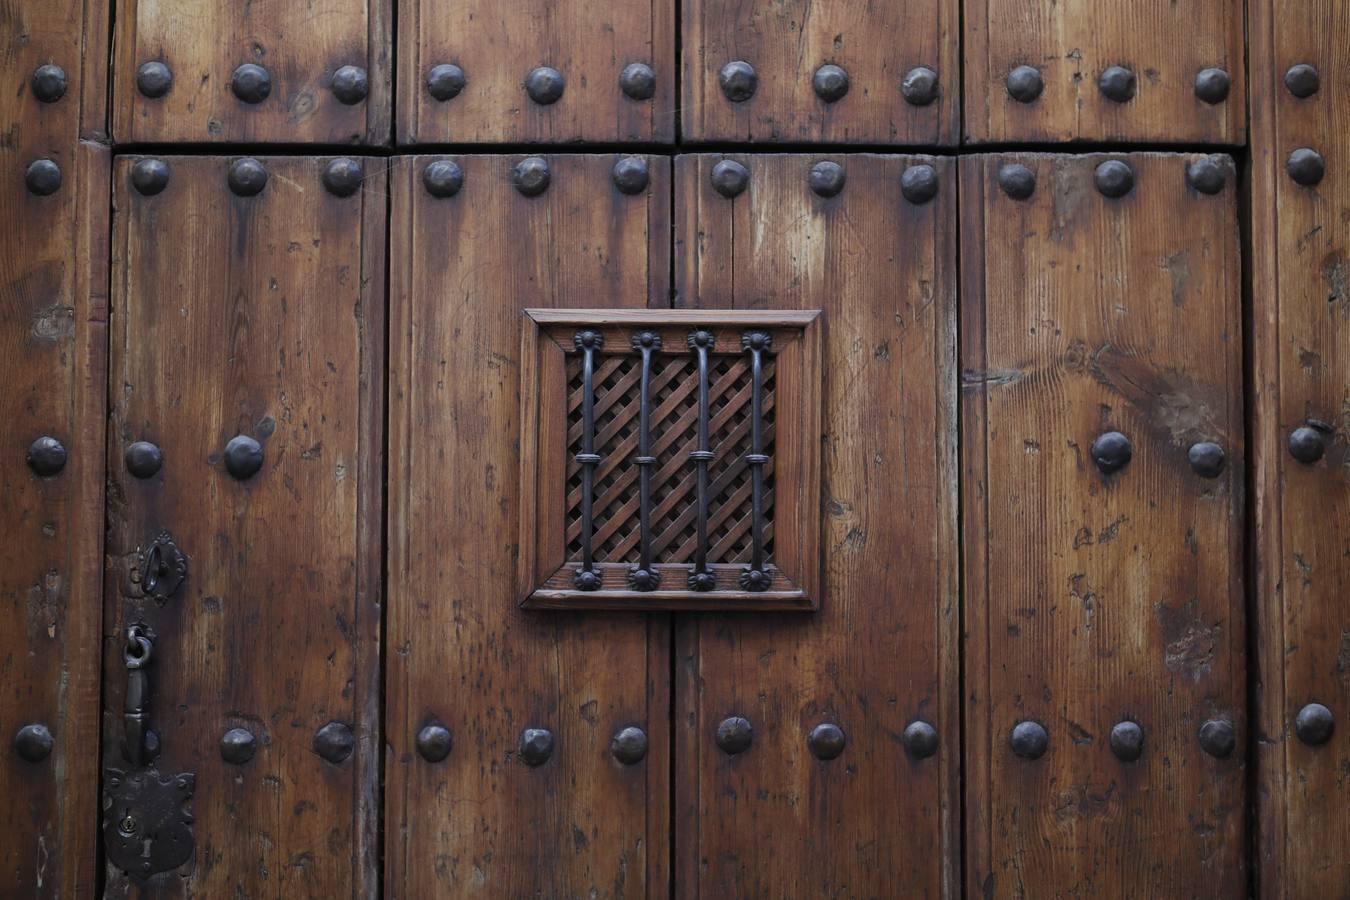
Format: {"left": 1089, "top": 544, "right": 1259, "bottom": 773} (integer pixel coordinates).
{"left": 518, "top": 309, "right": 823, "bottom": 611}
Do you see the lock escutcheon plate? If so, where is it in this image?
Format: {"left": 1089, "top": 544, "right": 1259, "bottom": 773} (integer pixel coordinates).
{"left": 103, "top": 767, "right": 196, "bottom": 881}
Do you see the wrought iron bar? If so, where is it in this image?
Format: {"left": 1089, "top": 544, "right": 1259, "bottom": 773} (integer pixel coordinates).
{"left": 629, "top": 331, "right": 662, "bottom": 590}
{"left": 573, "top": 330, "right": 604, "bottom": 590}
{"left": 740, "top": 330, "right": 772, "bottom": 591}
{"left": 688, "top": 329, "right": 717, "bottom": 591}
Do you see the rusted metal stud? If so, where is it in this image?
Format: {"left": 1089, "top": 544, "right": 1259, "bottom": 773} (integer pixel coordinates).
{"left": 1010, "top": 721, "right": 1048, "bottom": 759}
{"left": 227, "top": 158, "right": 268, "bottom": 197}
{"left": 426, "top": 64, "right": 466, "bottom": 101}
{"left": 1295, "top": 703, "right": 1334, "bottom": 746}
{"left": 1287, "top": 148, "right": 1326, "bottom": 187}
{"left": 903, "top": 720, "right": 939, "bottom": 759}
{"left": 1006, "top": 65, "right": 1043, "bottom": 103}
{"left": 719, "top": 60, "right": 758, "bottom": 103}
{"left": 27, "top": 436, "right": 67, "bottom": 476}
{"left": 513, "top": 157, "right": 551, "bottom": 197}
{"left": 416, "top": 724, "right": 453, "bottom": 762}
{"left": 1188, "top": 441, "right": 1226, "bottom": 478}
{"left": 14, "top": 724, "right": 54, "bottom": 763}
{"left": 611, "top": 726, "right": 648, "bottom": 765}
{"left": 1194, "top": 67, "right": 1231, "bottom": 104}
{"left": 715, "top": 716, "right": 753, "bottom": 755}
{"left": 711, "top": 159, "right": 749, "bottom": 199}
{"left": 125, "top": 441, "right": 164, "bottom": 479}
{"left": 808, "top": 723, "right": 846, "bottom": 761}
{"left": 998, "top": 163, "right": 1036, "bottom": 200}
{"left": 1091, "top": 431, "right": 1133, "bottom": 474}
{"left": 1288, "top": 425, "right": 1326, "bottom": 463}
{"left": 1198, "top": 719, "right": 1235, "bottom": 758}
{"left": 220, "top": 727, "right": 257, "bottom": 764}
{"left": 901, "top": 66, "right": 939, "bottom": 106}
{"left": 1098, "top": 66, "right": 1137, "bottom": 103}
{"left": 812, "top": 64, "right": 850, "bottom": 103}
{"left": 1110, "top": 721, "right": 1144, "bottom": 762}
{"left": 901, "top": 165, "right": 939, "bottom": 205}
{"left": 223, "top": 434, "right": 263, "bottom": 480}
{"left": 1186, "top": 157, "right": 1227, "bottom": 195}
{"left": 1094, "top": 160, "right": 1135, "bottom": 198}
{"left": 136, "top": 61, "right": 172, "bottom": 98}
{"left": 1284, "top": 64, "right": 1320, "bottom": 99}
{"left": 231, "top": 63, "right": 272, "bottom": 104}
{"left": 25, "top": 159, "right": 61, "bottom": 196}
{"left": 808, "top": 161, "right": 846, "bottom": 198}
{"left": 313, "top": 721, "right": 355, "bottom": 764}
{"left": 619, "top": 62, "right": 656, "bottom": 101}
{"left": 525, "top": 66, "right": 565, "bottom": 105}
{"left": 519, "top": 728, "right": 554, "bottom": 766}
{"left": 330, "top": 65, "right": 368, "bottom": 104}
{"left": 322, "top": 158, "right": 363, "bottom": 197}
{"left": 612, "top": 156, "right": 649, "bottom": 195}
{"left": 423, "top": 160, "right": 464, "bottom": 198}
{"left": 32, "top": 64, "right": 68, "bottom": 103}
{"left": 131, "top": 159, "right": 170, "bottom": 196}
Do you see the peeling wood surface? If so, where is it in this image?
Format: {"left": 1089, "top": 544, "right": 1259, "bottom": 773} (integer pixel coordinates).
{"left": 961, "top": 153, "right": 1245, "bottom": 897}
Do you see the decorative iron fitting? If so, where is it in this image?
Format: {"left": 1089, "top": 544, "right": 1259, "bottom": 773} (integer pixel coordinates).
{"left": 125, "top": 440, "right": 164, "bottom": 479}
{"left": 619, "top": 63, "right": 656, "bottom": 101}
{"left": 688, "top": 330, "right": 717, "bottom": 592}
{"left": 138, "top": 530, "right": 187, "bottom": 604}
{"left": 719, "top": 60, "right": 757, "bottom": 102}
{"left": 573, "top": 330, "right": 604, "bottom": 590}
{"left": 122, "top": 626, "right": 157, "bottom": 767}
{"left": 231, "top": 63, "right": 272, "bottom": 104}
{"left": 426, "top": 63, "right": 466, "bottom": 101}
{"left": 740, "top": 331, "right": 772, "bottom": 592}
{"left": 519, "top": 727, "right": 554, "bottom": 766}
{"left": 901, "top": 66, "right": 939, "bottom": 106}
{"left": 1006, "top": 65, "right": 1043, "bottom": 103}
{"left": 812, "top": 64, "right": 850, "bottom": 103}
{"left": 628, "top": 331, "right": 662, "bottom": 592}
{"left": 135, "top": 61, "right": 172, "bottom": 98}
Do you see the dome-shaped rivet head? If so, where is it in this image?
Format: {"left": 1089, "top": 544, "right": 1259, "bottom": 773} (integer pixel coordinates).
{"left": 313, "top": 721, "right": 354, "bottom": 764}
{"left": 426, "top": 64, "right": 466, "bottom": 101}
{"left": 1188, "top": 441, "right": 1226, "bottom": 478}
{"left": 1094, "top": 160, "right": 1135, "bottom": 198}
{"left": 1194, "top": 67, "right": 1231, "bottom": 104}
{"left": 27, "top": 436, "right": 67, "bottom": 476}
{"left": 711, "top": 159, "right": 750, "bottom": 199}
{"left": 715, "top": 716, "right": 753, "bottom": 755}
{"left": 612, "top": 156, "right": 650, "bottom": 195}
{"left": 573, "top": 568, "right": 602, "bottom": 590}
{"left": 807, "top": 723, "right": 846, "bottom": 760}
{"left": 719, "top": 60, "right": 757, "bottom": 103}
{"left": 1006, "top": 65, "right": 1044, "bottom": 103}
{"left": 619, "top": 62, "right": 656, "bottom": 101}
{"left": 31, "top": 64, "right": 68, "bottom": 103}
{"left": 901, "top": 66, "right": 940, "bottom": 106}
{"left": 231, "top": 63, "right": 272, "bottom": 104}
{"left": 1186, "top": 157, "right": 1227, "bottom": 195}
{"left": 423, "top": 160, "right": 464, "bottom": 198}
{"left": 131, "top": 158, "right": 170, "bottom": 196}
{"left": 14, "top": 724, "right": 54, "bottom": 762}
{"left": 903, "top": 720, "right": 939, "bottom": 759}
{"left": 416, "top": 724, "right": 453, "bottom": 762}
{"left": 223, "top": 434, "right": 263, "bottom": 479}
{"left": 1098, "top": 66, "right": 1137, "bottom": 103}
{"left": 1295, "top": 703, "right": 1334, "bottom": 746}
{"left": 220, "top": 727, "right": 257, "bottom": 764}
{"left": 1198, "top": 719, "right": 1235, "bottom": 758}
{"left": 1110, "top": 721, "right": 1144, "bottom": 762}
{"left": 1287, "top": 148, "right": 1325, "bottom": 187}
{"left": 330, "top": 65, "right": 368, "bottom": 104}
{"left": 512, "top": 156, "right": 551, "bottom": 197}
{"left": 525, "top": 66, "right": 565, "bottom": 105}
{"left": 688, "top": 570, "right": 717, "bottom": 591}
{"left": 1091, "top": 431, "right": 1133, "bottom": 474}
{"left": 25, "top": 159, "right": 61, "bottom": 196}
{"left": 519, "top": 727, "right": 554, "bottom": 766}
{"left": 998, "top": 163, "right": 1036, "bottom": 200}
{"left": 136, "top": 61, "right": 172, "bottom": 98}
{"left": 901, "top": 165, "right": 939, "bottom": 205}
{"left": 1288, "top": 425, "right": 1326, "bottom": 463}
{"left": 611, "top": 726, "right": 648, "bottom": 765}
{"left": 124, "top": 441, "right": 164, "bottom": 478}
{"left": 808, "top": 160, "right": 846, "bottom": 198}
{"left": 227, "top": 158, "right": 268, "bottom": 197}
{"left": 1010, "top": 720, "right": 1048, "bottom": 759}
{"left": 322, "top": 158, "right": 363, "bottom": 197}
{"left": 1284, "top": 64, "right": 1320, "bottom": 99}
{"left": 812, "top": 64, "right": 850, "bottom": 103}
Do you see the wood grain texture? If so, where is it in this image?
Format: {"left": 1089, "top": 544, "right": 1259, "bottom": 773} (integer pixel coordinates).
{"left": 961, "top": 153, "right": 1245, "bottom": 897}
{"left": 105, "top": 156, "right": 384, "bottom": 897}
{"left": 964, "top": 0, "right": 1244, "bottom": 144}
{"left": 113, "top": 0, "right": 391, "bottom": 143}
{"left": 386, "top": 154, "right": 671, "bottom": 898}
{"left": 682, "top": 0, "right": 958, "bottom": 144}
{"left": 1250, "top": 2, "right": 1350, "bottom": 895}
{"left": 673, "top": 153, "right": 960, "bottom": 897}
{"left": 398, "top": 1, "right": 674, "bottom": 144}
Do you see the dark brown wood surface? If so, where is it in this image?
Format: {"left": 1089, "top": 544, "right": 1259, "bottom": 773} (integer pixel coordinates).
{"left": 386, "top": 154, "right": 671, "bottom": 898}
{"left": 673, "top": 153, "right": 960, "bottom": 897}
{"left": 961, "top": 153, "right": 1245, "bottom": 897}
{"left": 104, "top": 156, "right": 384, "bottom": 897}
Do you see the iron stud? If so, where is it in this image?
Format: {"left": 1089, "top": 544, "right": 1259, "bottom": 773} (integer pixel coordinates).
{"left": 903, "top": 720, "right": 939, "bottom": 759}
{"left": 322, "top": 158, "right": 363, "bottom": 197}
{"left": 1284, "top": 64, "right": 1320, "bottom": 99}
{"left": 1094, "top": 160, "right": 1135, "bottom": 198}
{"left": 1091, "top": 431, "right": 1133, "bottom": 474}
{"left": 519, "top": 728, "right": 554, "bottom": 766}
{"left": 231, "top": 63, "right": 272, "bottom": 104}
{"left": 1010, "top": 720, "right": 1048, "bottom": 759}
{"left": 136, "top": 61, "right": 172, "bottom": 98}
{"left": 719, "top": 60, "right": 757, "bottom": 103}
{"left": 131, "top": 159, "right": 170, "bottom": 196}
{"left": 125, "top": 441, "right": 164, "bottom": 479}
{"left": 426, "top": 64, "right": 466, "bottom": 101}
{"left": 1098, "top": 66, "right": 1137, "bottom": 103}
{"left": 1110, "top": 721, "right": 1144, "bottom": 762}
{"left": 619, "top": 63, "right": 656, "bottom": 101}
{"left": 1287, "top": 148, "right": 1325, "bottom": 187}
{"left": 1194, "top": 67, "right": 1231, "bottom": 104}
{"left": 807, "top": 723, "right": 846, "bottom": 760}
{"left": 27, "top": 436, "right": 66, "bottom": 476}
{"left": 1288, "top": 425, "right": 1326, "bottom": 463}
{"left": 1188, "top": 441, "right": 1226, "bottom": 478}
{"left": 313, "top": 721, "right": 354, "bottom": 764}
{"left": 998, "top": 163, "right": 1036, "bottom": 200}
{"left": 31, "top": 64, "right": 67, "bottom": 103}
{"left": 715, "top": 716, "right": 753, "bottom": 755}
{"left": 901, "top": 66, "right": 939, "bottom": 106}
{"left": 416, "top": 724, "right": 453, "bottom": 762}
{"left": 1295, "top": 703, "right": 1334, "bottom": 746}
{"left": 612, "top": 156, "right": 650, "bottom": 195}
{"left": 808, "top": 161, "right": 846, "bottom": 198}
{"left": 1006, "top": 65, "right": 1043, "bottom": 103}
{"left": 1186, "top": 157, "right": 1227, "bottom": 195}
{"left": 227, "top": 158, "right": 268, "bottom": 197}
{"left": 223, "top": 434, "right": 263, "bottom": 480}
{"left": 220, "top": 727, "right": 257, "bottom": 764}
{"left": 711, "top": 159, "right": 749, "bottom": 198}
{"left": 610, "top": 726, "right": 648, "bottom": 765}
{"left": 330, "top": 65, "right": 368, "bottom": 104}
{"left": 525, "top": 66, "right": 565, "bottom": 105}
{"left": 901, "top": 165, "right": 939, "bottom": 204}
{"left": 1198, "top": 719, "right": 1235, "bottom": 758}
{"left": 513, "top": 157, "right": 551, "bottom": 197}
{"left": 25, "top": 159, "right": 61, "bottom": 196}
{"left": 14, "top": 724, "right": 54, "bottom": 763}
{"left": 812, "top": 64, "right": 850, "bottom": 103}
{"left": 423, "top": 160, "right": 464, "bottom": 198}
